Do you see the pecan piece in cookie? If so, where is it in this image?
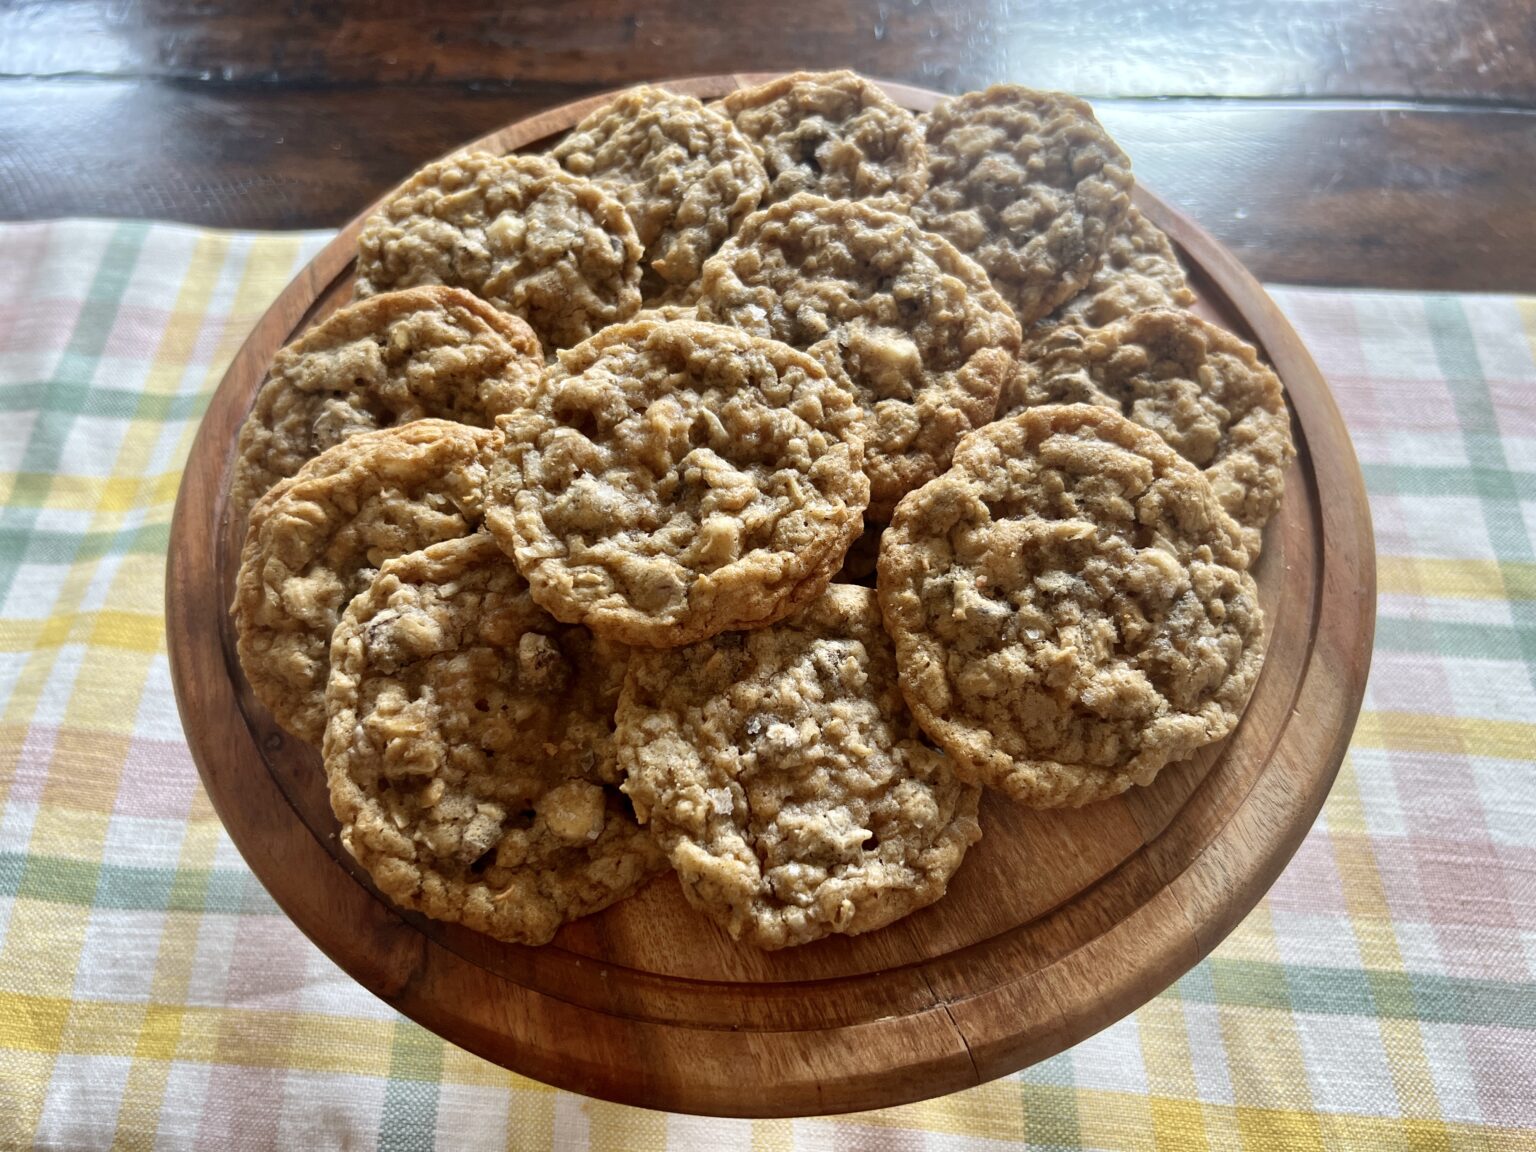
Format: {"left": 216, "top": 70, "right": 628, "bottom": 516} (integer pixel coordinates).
{"left": 916, "top": 85, "right": 1133, "bottom": 326}
{"left": 325, "top": 534, "right": 664, "bottom": 946}
{"left": 618, "top": 584, "right": 981, "bottom": 949}
{"left": 233, "top": 420, "right": 494, "bottom": 745}
{"left": 879, "top": 405, "right": 1266, "bottom": 808}
{"left": 552, "top": 85, "right": 767, "bottom": 301}
{"left": 486, "top": 319, "right": 868, "bottom": 648}
{"left": 719, "top": 70, "right": 927, "bottom": 208}
{"left": 229, "top": 286, "right": 542, "bottom": 524}
{"left": 697, "top": 193, "right": 1021, "bottom": 519}
{"left": 355, "top": 151, "right": 643, "bottom": 350}
{"left": 1004, "top": 310, "right": 1295, "bottom": 561}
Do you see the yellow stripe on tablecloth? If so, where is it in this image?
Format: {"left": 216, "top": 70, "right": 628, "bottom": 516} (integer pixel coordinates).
{"left": 0, "top": 607, "right": 159, "bottom": 656}
{"left": 0, "top": 1051, "right": 52, "bottom": 1150}
{"left": 1377, "top": 556, "right": 1536, "bottom": 602}
{"left": 1149, "top": 1098, "right": 1211, "bottom": 1152}
{"left": 1078, "top": 1090, "right": 1156, "bottom": 1150}
{"left": 26, "top": 800, "right": 109, "bottom": 855}
{"left": 0, "top": 990, "right": 405, "bottom": 1076}
{"left": 1135, "top": 999, "right": 1209, "bottom": 1150}
{"left": 0, "top": 903, "right": 90, "bottom": 1000}
{"left": 750, "top": 1118, "right": 794, "bottom": 1152}
{"left": 5, "top": 470, "right": 192, "bottom": 514}
{"left": 1352, "top": 712, "right": 1536, "bottom": 761}
{"left": 590, "top": 1100, "right": 666, "bottom": 1151}
{"left": 1324, "top": 760, "right": 1451, "bottom": 1129}
{"left": 113, "top": 818, "right": 241, "bottom": 1150}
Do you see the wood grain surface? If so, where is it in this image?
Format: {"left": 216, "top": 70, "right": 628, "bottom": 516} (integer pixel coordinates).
{"left": 164, "top": 76, "right": 1377, "bottom": 1116}
{"left": 3, "top": 0, "right": 1535, "bottom": 291}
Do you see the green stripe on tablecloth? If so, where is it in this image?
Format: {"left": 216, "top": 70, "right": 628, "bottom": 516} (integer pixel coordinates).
{"left": 0, "top": 222, "right": 148, "bottom": 601}
{"left": 1375, "top": 617, "right": 1536, "bottom": 660}
{"left": 1196, "top": 958, "right": 1536, "bottom": 1029}
{"left": 0, "top": 382, "right": 206, "bottom": 422}
{"left": 0, "top": 523, "right": 172, "bottom": 563}
{"left": 379, "top": 1020, "right": 442, "bottom": 1152}
{"left": 0, "top": 853, "right": 273, "bottom": 915}
{"left": 1426, "top": 296, "right": 1536, "bottom": 693}
{"left": 1363, "top": 463, "right": 1536, "bottom": 500}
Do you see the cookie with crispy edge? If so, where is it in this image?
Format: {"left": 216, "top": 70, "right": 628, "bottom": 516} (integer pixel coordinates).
{"left": 1004, "top": 309, "right": 1295, "bottom": 561}
{"left": 618, "top": 584, "right": 981, "bottom": 949}
{"left": 355, "top": 151, "right": 643, "bottom": 350}
{"left": 325, "top": 533, "right": 664, "bottom": 946}
{"left": 719, "top": 70, "right": 928, "bottom": 208}
{"left": 485, "top": 318, "right": 868, "bottom": 648}
{"left": 696, "top": 193, "right": 1021, "bottom": 519}
{"left": 229, "top": 286, "right": 542, "bottom": 524}
{"left": 233, "top": 419, "right": 494, "bottom": 745}
{"left": 916, "top": 85, "right": 1133, "bottom": 326}
{"left": 878, "top": 404, "right": 1266, "bottom": 807}
{"left": 552, "top": 85, "right": 768, "bottom": 301}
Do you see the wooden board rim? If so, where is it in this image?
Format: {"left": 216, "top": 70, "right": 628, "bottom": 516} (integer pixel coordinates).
{"left": 165, "top": 74, "right": 1376, "bottom": 1117}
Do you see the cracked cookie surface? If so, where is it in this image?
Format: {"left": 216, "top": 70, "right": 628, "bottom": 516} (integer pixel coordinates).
{"left": 1004, "top": 310, "right": 1294, "bottom": 560}
{"left": 355, "top": 151, "right": 643, "bottom": 350}
{"left": 325, "top": 533, "right": 664, "bottom": 946}
{"left": 618, "top": 584, "right": 981, "bottom": 949}
{"left": 915, "top": 85, "right": 1133, "bottom": 326}
{"left": 552, "top": 85, "right": 767, "bottom": 302}
{"left": 1039, "top": 207, "right": 1195, "bottom": 332}
{"left": 233, "top": 420, "right": 494, "bottom": 745}
{"left": 230, "top": 287, "right": 542, "bottom": 524}
{"left": 719, "top": 71, "right": 927, "bottom": 208}
{"left": 879, "top": 404, "right": 1266, "bottom": 807}
{"left": 486, "top": 318, "right": 868, "bottom": 648}
{"left": 697, "top": 194, "right": 1021, "bottom": 519}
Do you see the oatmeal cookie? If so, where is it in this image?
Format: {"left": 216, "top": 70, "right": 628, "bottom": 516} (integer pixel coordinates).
{"left": 1039, "top": 207, "right": 1195, "bottom": 331}
{"left": 879, "top": 404, "right": 1266, "bottom": 808}
{"left": 915, "top": 85, "right": 1133, "bottom": 326}
{"left": 234, "top": 420, "right": 494, "bottom": 745}
{"left": 325, "top": 534, "right": 664, "bottom": 946}
{"left": 1004, "top": 310, "right": 1294, "bottom": 560}
{"left": 618, "top": 584, "right": 981, "bottom": 949}
{"left": 696, "top": 194, "right": 1021, "bottom": 519}
{"left": 486, "top": 318, "right": 868, "bottom": 648}
{"left": 719, "top": 71, "right": 927, "bottom": 208}
{"left": 552, "top": 86, "right": 767, "bottom": 301}
{"left": 354, "top": 151, "right": 643, "bottom": 350}
{"left": 229, "top": 287, "right": 542, "bottom": 523}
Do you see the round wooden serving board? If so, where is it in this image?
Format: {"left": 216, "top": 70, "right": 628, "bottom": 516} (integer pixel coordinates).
{"left": 166, "top": 75, "right": 1376, "bottom": 1117}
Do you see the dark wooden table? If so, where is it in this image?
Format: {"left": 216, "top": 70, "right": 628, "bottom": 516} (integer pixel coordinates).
{"left": 2, "top": 0, "right": 1533, "bottom": 291}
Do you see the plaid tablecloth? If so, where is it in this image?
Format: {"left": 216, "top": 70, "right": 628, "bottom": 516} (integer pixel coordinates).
{"left": 0, "top": 220, "right": 1531, "bottom": 1150}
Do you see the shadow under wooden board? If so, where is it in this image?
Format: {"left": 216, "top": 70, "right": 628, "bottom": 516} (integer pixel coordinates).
{"left": 164, "top": 74, "right": 1377, "bottom": 1117}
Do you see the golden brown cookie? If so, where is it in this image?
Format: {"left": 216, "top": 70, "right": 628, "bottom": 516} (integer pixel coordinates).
{"left": 355, "top": 151, "right": 643, "bottom": 350}
{"left": 915, "top": 85, "right": 1133, "bottom": 326}
{"left": 325, "top": 534, "right": 665, "bottom": 946}
{"left": 552, "top": 85, "right": 768, "bottom": 301}
{"left": 1040, "top": 207, "right": 1195, "bottom": 331}
{"left": 618, "top": 584, "right": 981, "bottom": 949}
{"left": 229, "top": 287, "right": 542, "bottom": 524}
{"left": 233, "top": 420, "right": 494, "bottom": 745}
{"left": 696, "top": 194, "right": 1021, "bottom": 519}
{"left": 485, "top": 318, "right": 868, "bottom": 648}
{"left": 719, "top": 71, "right": 927, "bottom": 208}
{"left": 879, "top": 405, "right": 1266, "bottom": 808}
{"left": 1003, "top": 310, "right": 1294, "bottom": 561}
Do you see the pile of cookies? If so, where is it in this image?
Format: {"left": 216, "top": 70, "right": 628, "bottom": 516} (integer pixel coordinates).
{"left": 230, "top": 72, "right": 1294, "bottom": 950}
